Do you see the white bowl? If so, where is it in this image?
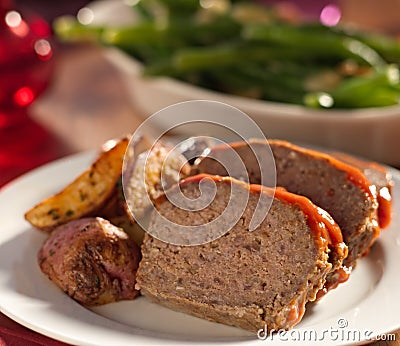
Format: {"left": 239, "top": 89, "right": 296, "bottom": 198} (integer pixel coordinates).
{"left": 105, "top": 47, "right": 400, "bottom": 167}
{"left": 86, "top": 0, "right": 400, "bottom": 167}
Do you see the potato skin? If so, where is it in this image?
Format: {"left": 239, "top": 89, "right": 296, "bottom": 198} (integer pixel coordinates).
{"left": 38, "top": 217, "right": 141, "bottom": 306}
{"left": 25, "top": 138, "right": 129, "bottom": 232}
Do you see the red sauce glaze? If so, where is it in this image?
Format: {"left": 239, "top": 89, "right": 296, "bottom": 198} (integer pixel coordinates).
{"left": 316, "top": 266, "right": 351, "bottom": 300}
{"left": 250, "top": 182, "right": 344, "bottom": 246}
{"left": 286, "top": 294, "right": 306, "bottom": 326}
{"left": 208, "top": 139, "right": 391, "bottom": 228}
{"left": 377, "top": 188, "right": 392, "bottom": 229}
{"left": 268, "top": 140, "right": 376, "bottom": 201}
{"left": 181, "top": 173, "right": 344, "bottom": 249}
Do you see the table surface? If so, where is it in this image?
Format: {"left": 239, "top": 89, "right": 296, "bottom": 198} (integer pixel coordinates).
{"left": 0, "top": 44, "right": 399, "bottom": 346}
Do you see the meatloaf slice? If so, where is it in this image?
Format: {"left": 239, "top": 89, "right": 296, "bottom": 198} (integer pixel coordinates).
{"left": 193, "top": 139, "right": 381, "bottom": 276}
{"left": 329, "top": 150, "right": 393, "bottom": 229}
{"left": 136, "top": 174, "right": 347, "bottom": 332}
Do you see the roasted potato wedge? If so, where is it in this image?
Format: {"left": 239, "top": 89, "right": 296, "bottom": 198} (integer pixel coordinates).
{"left": 25, "top": 137, "right": 129, "bottom": 232}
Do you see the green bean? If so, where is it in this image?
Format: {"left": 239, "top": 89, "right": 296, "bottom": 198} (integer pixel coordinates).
{"left": 202, "top": 67, "right": 302, "bottom": 103}
{"left": 234, "top": 64, "right": 330, "bottom": 103}
{"left": 172, "top": 44, "right": 249, "bottom": 71}
{"left": 286, "top": 22, "right": 400, "bottom": 64}
{"left": 134, "top": 0, "right": 201, "bottom": 18}
{"left": 53, "top": 16, "right": 103, "bottom": 42}
{"left": 317, "top": 25, "right": 400, "bottom": 63}
{"left": 243, "top": 24, "right": 387, "bottom": 70}
{"left": 102, "top": 16, "right": 240, "bottom": 49}
{"left": 131, "top": 0, "right": 200, "bottom": 22}
{"left": 198, "top": 61, "right": 324, "bottom": 104}
{"left": 305, "top": 65, "right": 400, "bottom": 108}
{"left": 344, "top": 33, "right": 400, "bottom": 63}
{"left": 102, "top": 22, "right": 171, "bottom": 46}
{"left": 171, "top": 43, "right": 317, "bottom": 72}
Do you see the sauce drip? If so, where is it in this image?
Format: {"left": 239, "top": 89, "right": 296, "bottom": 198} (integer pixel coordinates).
{"left": 316, "top": 266, "right": 351, "bottom": 300}
{"left": 377, "top": 187, "right": 392, "bottom": 229}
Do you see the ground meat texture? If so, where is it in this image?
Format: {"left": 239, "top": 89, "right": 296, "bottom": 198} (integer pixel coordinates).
{"left": 136, "top": 175, "right": 347, "bottom": 332}
{"left": 193, "top": 139, "right": 380, "bottom": 273}
{"left": 38, "top": 217, "right": 141, "bottom": 306}
{"left": 329, "top": 150, "right": 393, "bottom": 229}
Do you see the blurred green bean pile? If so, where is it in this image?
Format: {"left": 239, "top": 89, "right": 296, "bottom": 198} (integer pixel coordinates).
{"left": 54, "top": 0, "right": 400, "bottom": 109}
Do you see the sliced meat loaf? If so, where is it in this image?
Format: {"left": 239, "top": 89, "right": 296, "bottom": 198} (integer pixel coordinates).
{"left": 329, "top": 150, "right": 393, "bottom": 229}
{"left": 193, "top": 139, "right": 383, "bottom": 277}
{"left": 136, "top": 174, "right": 347, "bottom": 332}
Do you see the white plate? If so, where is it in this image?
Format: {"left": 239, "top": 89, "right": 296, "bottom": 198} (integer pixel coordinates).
{"left": 0, "top": 151, "right": 399, "bottom": 346}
